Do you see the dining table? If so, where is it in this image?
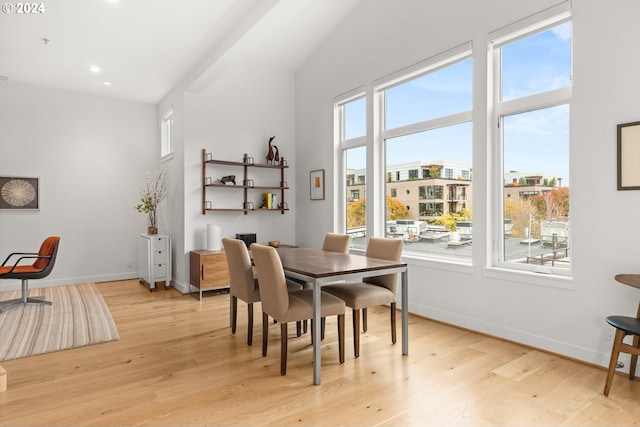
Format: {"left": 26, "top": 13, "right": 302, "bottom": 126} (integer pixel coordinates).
{"left": 274, "top": 246, "right": 409, "bottom": 385}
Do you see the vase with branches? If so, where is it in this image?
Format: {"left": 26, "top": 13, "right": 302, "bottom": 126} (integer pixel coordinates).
{"left": 135, "top": 165, "right": 168, "bottom": 235}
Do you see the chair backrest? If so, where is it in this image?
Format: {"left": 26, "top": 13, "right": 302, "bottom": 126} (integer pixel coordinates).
{"left": 31, "top": 236, "right": 60, "bottom": 279}
{"left": 250, "top": 243, "right": 289, "bottom": 319}
{"left": 322, "top": 233, "right": 352, "bottom": 253}
{"left": 222, "top": 237, "right": 257, "bottom": 302}
{"left": 363, "top": 237, "right": 403, "bottom": 293}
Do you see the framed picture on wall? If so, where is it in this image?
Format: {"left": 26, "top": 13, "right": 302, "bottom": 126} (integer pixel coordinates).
{"left": 310, "top": 169, "right": 325, "bottom": 200}
{"left": 617, "top": 121, "right": 640, "bottom": 190}
{"left": 0, "top": 176, "right": 40, "bottom": 210}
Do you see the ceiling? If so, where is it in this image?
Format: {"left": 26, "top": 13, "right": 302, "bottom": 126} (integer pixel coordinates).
{"left": 0, "top": 0, "right": 362, "bottom": 104}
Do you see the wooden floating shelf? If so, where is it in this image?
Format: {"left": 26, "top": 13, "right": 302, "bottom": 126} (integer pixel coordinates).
{"left": 202, "top": 150, "right": 289, "bottom": 215}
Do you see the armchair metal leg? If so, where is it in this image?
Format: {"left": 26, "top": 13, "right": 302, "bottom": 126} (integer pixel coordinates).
{"left": 0, "top": 279, "right": 51, "bottom": 313}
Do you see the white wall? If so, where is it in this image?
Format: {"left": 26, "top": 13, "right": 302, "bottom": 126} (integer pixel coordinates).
{"left": 171, "top": 61, "right": 296, "bottom": 292}
{"left": 0, "top": 81, "right": 158, "bottom": 289}
{"left": 295, "top": 0, "right": 640, "bottom": 368}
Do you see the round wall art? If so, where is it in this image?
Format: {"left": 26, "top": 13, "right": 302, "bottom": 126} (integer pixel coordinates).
{"left": 0, "top": 176, "right": 39, "bottom": 210}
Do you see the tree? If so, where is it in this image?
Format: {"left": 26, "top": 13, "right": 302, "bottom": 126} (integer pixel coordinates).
{"left": 434, "top": 207, "right": 472, "bottom": 231}
{"left": 531, "top": 187, "right": 569, "bottom": 220}
{"left": 347, "top": 198, "right": 366, "bottom": 229}
{"left": 505, "top": 198, "right": 537, "bottom": 238}
{"left": 387, "top": 196, "right": 409, "bottom": 221}
{"left": 346, "top": 196, "right": 409, "bottom": 229}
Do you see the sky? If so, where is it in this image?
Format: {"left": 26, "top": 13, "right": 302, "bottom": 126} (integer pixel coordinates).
{"left": 345, "top": 22, "right": 571, "bottom": 185}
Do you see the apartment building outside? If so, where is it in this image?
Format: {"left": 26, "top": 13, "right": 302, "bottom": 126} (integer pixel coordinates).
{"left": 347, "top": 162, "right": 563, "bottom": 225}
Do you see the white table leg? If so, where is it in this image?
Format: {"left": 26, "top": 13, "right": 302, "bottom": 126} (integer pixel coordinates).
{"left": 402, "top": 269, "right": 409, "bottom": 355}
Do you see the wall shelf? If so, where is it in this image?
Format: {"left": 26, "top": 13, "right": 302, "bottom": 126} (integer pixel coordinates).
{"left": 201, "top": 149, "right": 289, "bottom": 215}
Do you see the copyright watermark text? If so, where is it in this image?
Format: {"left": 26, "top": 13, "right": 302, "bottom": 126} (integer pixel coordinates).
{"left": 2, "top": 3, "right": 46, "bottom": 14}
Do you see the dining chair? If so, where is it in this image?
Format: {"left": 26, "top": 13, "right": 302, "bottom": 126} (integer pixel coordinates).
{"left": 308, "top": 232, "right": 352, "bottom": 337}
{"left": 0, "top": 236, "right": 60, "bottom": 312}
{"left": 322, "top": 232, "right": 351, "bottom": 253}
{"left": 222, "top": 238, "right": 303, "bottom": 346}
{"left": 604, "top": 273, "right": 640, "bottom": 396}
{"left": 251, "top": 243, "right": 345, "bottom": 375}
{"left": 322, "top": 237, "right": 403, "bottom": 358}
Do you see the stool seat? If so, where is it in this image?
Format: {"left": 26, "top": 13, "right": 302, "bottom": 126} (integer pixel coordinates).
{"left": 607, "top": 316, "right": 640, "bottom": 335}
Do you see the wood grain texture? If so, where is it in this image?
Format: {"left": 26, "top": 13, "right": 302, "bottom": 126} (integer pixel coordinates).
{"left": 1, "top": 279, "right": 639, "bottom": 426}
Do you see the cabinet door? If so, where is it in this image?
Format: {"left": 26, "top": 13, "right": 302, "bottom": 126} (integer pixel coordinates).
{"left": 201, "top": 254, "right": 230, "bottom": 286}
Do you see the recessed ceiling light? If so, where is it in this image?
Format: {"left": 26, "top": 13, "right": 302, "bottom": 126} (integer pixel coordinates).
{"left": 102, "top": 81, "right": 112, "bottom": 86}
{"left": 89, "top": 66, "right": 100, "bottom": 73}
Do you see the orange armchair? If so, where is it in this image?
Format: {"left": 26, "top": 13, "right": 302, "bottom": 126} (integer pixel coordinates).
{"left": 0, "top": 236, "right": 60, "bottom": 312}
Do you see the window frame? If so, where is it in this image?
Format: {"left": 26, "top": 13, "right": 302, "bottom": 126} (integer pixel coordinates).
{"left": 160, "top": 107, "right": 174, "bottom": 161}
{"left": 335, "top": 87, "right": 367, "bottom": 244}
{"left": 374, "top": 42, "right": 473, "bottom": 262}
{"left": 488, "top": 2, "right": 572, "bottom": 277}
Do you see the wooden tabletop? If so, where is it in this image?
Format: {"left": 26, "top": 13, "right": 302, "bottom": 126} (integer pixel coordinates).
{"left": 615, "top": 274, "right": 640, "bottom": 289}
{"left": 275, "top": 246, "right": 406, "bottom": 279}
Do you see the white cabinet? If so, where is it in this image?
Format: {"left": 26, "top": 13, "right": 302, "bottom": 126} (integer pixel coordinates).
{"left": 137, "top": 234, "right": 171, "bottom": 291}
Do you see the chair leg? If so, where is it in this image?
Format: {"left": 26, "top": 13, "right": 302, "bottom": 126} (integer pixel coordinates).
{"left": 630, "top": 334, "right": 640, "bottom": 380}
{"left": 303, "top": 320, "right": 308, "bottom": 333}
{"left": 231, "top": 296, "right": 238, "bottom": 334}
{"left": 321, "top": 317, "right": 326, "bottom": 340}
{"left": 390, "top": 302, "right": 397, "bottom": 345}
{"left": 280, "top": 323, "right": 288, "bottom": 375}
{"left": 604, "top": 328, "right": 626, "bottom": 396}
{"left": 0, "top": 279, "right": 51, "bottom": 312}
{"left": 296, "top": 321, "right": 301, "bottom": 337}
{"left": 247, "top": 303, "right": 253, "bottom": 346}
{"left": 338, "top": 314, "right": 345, "bottom": 364}
{"left": 363, "top": 308, "right": 368, "bottom": 332}
{"left": 353, "top": 308, "right": 360, "bottom": 358}
{"left": 262, "top": 312, "right": 269, "bottom": 357}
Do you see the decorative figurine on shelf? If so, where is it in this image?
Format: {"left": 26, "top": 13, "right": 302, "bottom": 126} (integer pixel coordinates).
{"left": 273, "top": 145, "right": 280, "bottom": 163}
{"left": 218, "top": 175, "right": 236, "bottom": 185}
{"left": 266, "top": 136, "right": 276, "bottom": 164}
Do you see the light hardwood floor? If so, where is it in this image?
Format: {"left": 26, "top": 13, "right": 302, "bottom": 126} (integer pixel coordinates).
{"left": 0, "top": 279, "right": 639, "bottom": 426}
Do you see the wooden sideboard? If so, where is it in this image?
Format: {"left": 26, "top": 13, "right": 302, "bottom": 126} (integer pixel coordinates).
{"left": 189, "top": 250, "right": 230, "bottom": 300}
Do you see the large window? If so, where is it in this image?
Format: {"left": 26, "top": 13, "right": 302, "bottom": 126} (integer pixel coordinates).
{"left": 334, "top": 4, "right": 571, "bottom": 274}
{"left": 490, "top": 4, "right": 571, "bottom": 274}
{"left": 160, "top": 107, "right": 174, "bottom": 159}
{"left": 336, "top": 92, "right": 366, "bottom": 247}
{"left": 379, "top": 44, "right": 473, "bottom": 259}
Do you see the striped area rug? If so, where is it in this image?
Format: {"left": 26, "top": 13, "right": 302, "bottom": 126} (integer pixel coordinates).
{"left": 0, "top": 283, "right": 120, "bottom": 361}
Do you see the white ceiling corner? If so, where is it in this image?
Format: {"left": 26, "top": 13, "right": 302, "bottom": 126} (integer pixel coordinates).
{"left": 0, "top": 0, "right": 363, "bottom": 104}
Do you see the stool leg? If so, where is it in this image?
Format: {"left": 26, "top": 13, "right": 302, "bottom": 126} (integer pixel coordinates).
{"left": 604, "top": 329, "right": 626, "bottom": 396}
{"left": 630, "top": 334, "right": 640, "bottom": 380}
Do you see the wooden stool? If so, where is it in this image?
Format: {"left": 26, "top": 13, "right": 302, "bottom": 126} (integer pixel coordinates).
{"left": 604, "top": 274, "right": 640, "bottom": 396}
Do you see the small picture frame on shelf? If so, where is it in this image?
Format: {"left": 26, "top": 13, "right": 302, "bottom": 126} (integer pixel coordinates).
{"left": 310, "top": 169, "right": 325, "bottom": 200}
